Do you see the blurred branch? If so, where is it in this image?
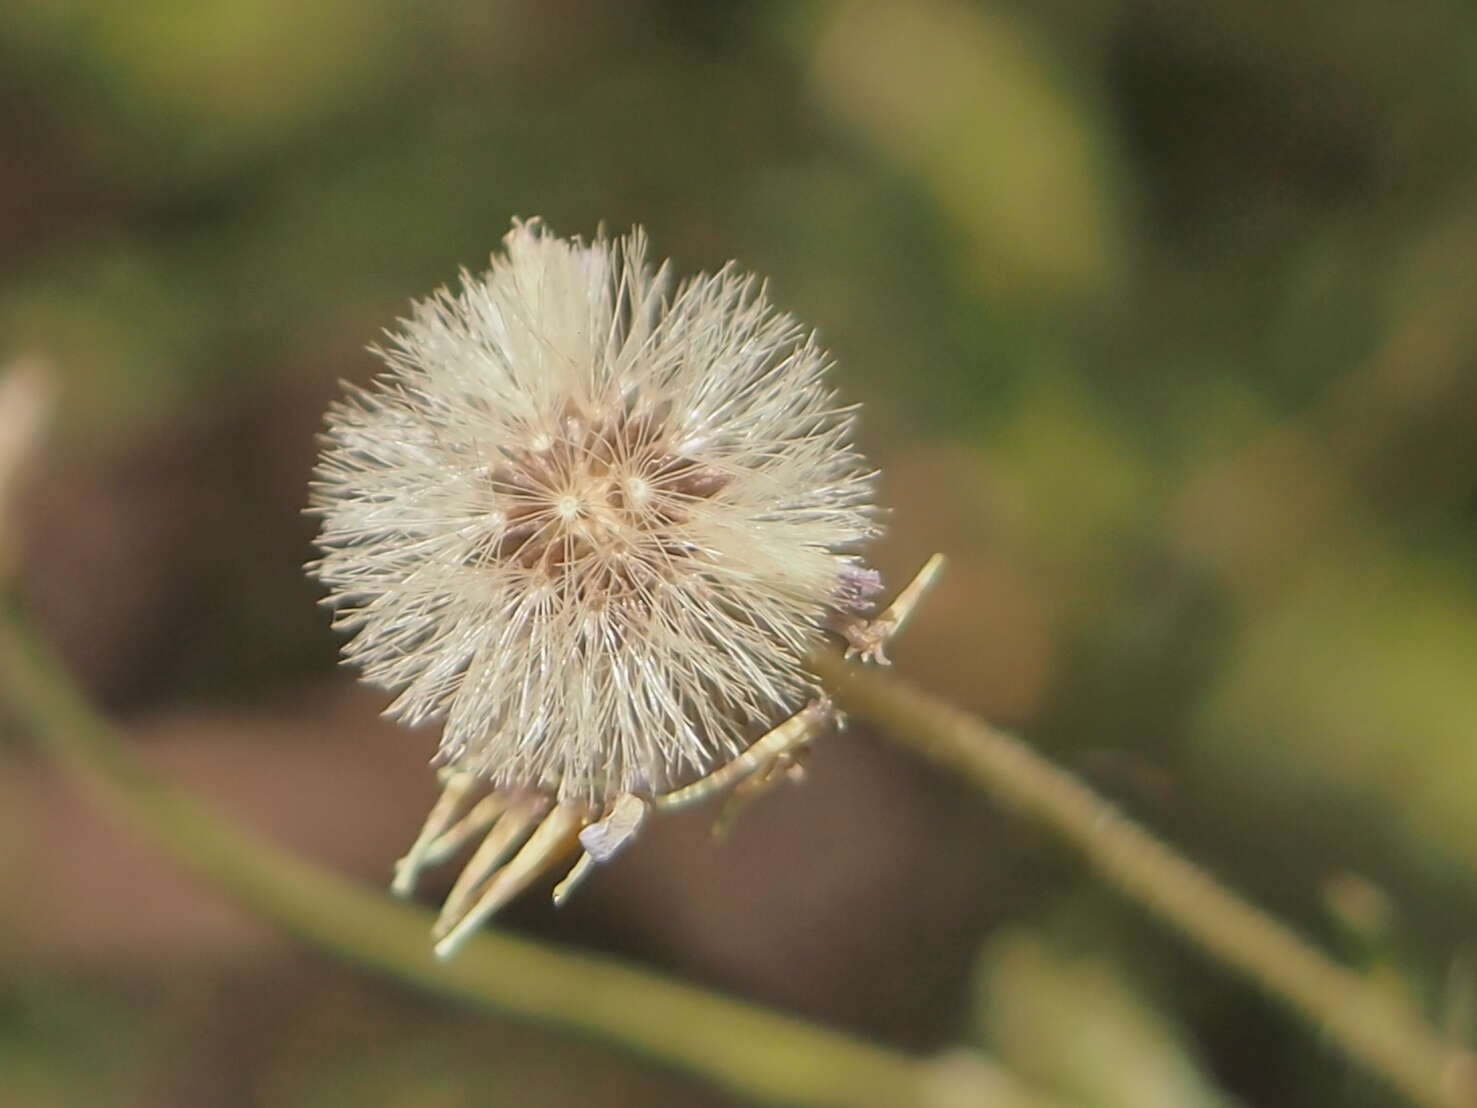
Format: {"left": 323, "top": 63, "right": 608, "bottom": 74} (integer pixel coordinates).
{"left": 8, "top": 538, "right": 1468, "bottom": 1106}
{"left": 0, "top": 355, "right": 55, "bottom": 578}
{"left": 0, "top": 593, "right": 1051, "bottom": 1108}
{"left": 814, "top": 652, "right": 1477, "bottom": 1108}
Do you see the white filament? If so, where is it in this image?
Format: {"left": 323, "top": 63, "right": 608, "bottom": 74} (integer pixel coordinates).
{"left": 310, "top": 220, "right": 878, "bottom": 804}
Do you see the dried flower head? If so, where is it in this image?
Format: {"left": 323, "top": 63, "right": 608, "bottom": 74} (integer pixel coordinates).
{"left": 309, "top": 220, "right": 929, "bottom": 956}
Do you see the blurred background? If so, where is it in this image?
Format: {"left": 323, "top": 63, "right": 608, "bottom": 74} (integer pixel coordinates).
{"left": 3, "top": 1, "right": 1476, "bottom": 1104}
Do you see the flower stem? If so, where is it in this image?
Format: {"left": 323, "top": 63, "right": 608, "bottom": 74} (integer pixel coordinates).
{"left": 812, "top": 652, "right": 1477, "bottom": 1108}
{"left": 0, "top": 595, "right": 1020, "bottom": 1108}
{"left": 9, "top": 573, "right": 1466, "bottom": 1108}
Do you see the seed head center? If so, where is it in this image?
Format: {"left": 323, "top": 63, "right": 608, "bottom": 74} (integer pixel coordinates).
{"left": 476, "top": 403, "right": 732, "bottom": 583}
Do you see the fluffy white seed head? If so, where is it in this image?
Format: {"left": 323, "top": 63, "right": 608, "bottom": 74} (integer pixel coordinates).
{"left": 310, "top": 220, "right": 880, "bottom": 805}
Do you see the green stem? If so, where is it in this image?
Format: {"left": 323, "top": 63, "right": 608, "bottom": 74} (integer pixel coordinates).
{"left": 0, "top": 599, "right": 1002, "bottom": 1108}
{"left": 10, "top": 577, "right": 1466, "bottom": 1108}
{"left": 813, "top": 652, "right": 1477, "bottom": 1108}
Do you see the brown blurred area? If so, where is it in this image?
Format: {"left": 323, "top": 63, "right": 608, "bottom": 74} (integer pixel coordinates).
{"left": 3, "top": 2, "right": 1477, "bottom": 1106}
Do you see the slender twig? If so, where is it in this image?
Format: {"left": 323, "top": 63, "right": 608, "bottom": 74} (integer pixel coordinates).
{"left": 8, "top": 574, "right": 1468, "bottom": 1108}
{"left": 812, "top": 652, "right": 1477, "bottom": 1108}
{"left": 0, "top": 594, "right": 1044, "bottom": 1108}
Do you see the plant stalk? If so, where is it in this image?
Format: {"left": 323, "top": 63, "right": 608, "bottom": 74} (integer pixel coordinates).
{"left": 0, "top": 596, "right": 1020, "bottom": 1108}
{"left": 813, "top": 651, "right": 1477, "bottom": 1108}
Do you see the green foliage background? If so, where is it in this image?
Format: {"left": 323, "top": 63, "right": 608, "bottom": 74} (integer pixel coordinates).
{"left": 3, "top": 2, "right": 1476, "bottom": 1105}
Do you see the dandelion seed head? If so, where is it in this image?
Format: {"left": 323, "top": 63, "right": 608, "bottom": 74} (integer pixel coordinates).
{"left": 310, "top": 220, "right": 880, "bottom": 805}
